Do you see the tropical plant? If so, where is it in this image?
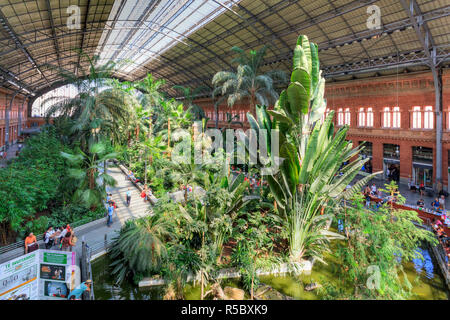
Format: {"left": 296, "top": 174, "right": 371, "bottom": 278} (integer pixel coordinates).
{"left": 239, "top": 35, "right": 379, "bottom": 266}
{"left": 60, "top": 141, "right": 117, "bottom": 209}
{"left": 212, "top": 45, "right": 287, "bottom": 118}
{"left": 44, "top": 51, "right": 133, "bottom": 149}
{"left": 109, "top": 213, "right": 175, "bottom": 284}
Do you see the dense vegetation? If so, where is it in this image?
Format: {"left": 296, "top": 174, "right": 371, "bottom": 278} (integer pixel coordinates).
{"left": 1, "top": 34, "right": 439, "bottom": 300}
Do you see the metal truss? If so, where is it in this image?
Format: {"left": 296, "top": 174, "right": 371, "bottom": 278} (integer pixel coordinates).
{"left": 0, "top": 9, "right": 50, "bottom": 87}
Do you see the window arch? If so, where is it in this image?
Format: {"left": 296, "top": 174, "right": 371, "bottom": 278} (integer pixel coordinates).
{"left": 366, "top": 108, "right": 373, "bottom": 127}
{"left": 383, "top": 107, "right": 391, "bottom": 128}
{"left": 392, "top": 107, "right": 401, "bottom": 128}
{"left": 344, "top": 108, "right": 351, "bottom": 125}
{"left": 337, "top": 108, "right": 344, "bottom": 126}
{"left": 412, "top": 106, "right": 421, "bottom": 129}
{"left": 358, "top": 108, "right": 365, "bottom": 127}
{"left": 424, "top": 106, "right": 433, "bottom": 129}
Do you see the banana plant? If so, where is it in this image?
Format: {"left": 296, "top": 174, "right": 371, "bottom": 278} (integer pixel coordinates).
{"left": 240, "top": 35, "right": 380, "bottom": 264}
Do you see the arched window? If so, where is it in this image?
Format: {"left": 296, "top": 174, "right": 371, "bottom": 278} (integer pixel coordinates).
{"left": 412, "top": 106, "right": 421, "bottom": 129}
{"left": 358, "top": 108, "right": 365, "bottom": 127}
{"left": 337, "top": 108, "right": 344, "bottom": 126}
{"left": 344, "top": 108, "right": 351, "bottom": 125}
{"left": 424, "top": 106, "right": 433, "bottom": 129}
{"left": 392, "top": 107, "right": 401, "bottom": 128}
{"left": 366, "top": 108, "right": 373, "bottom": 127}
{"left": 383, "top": 107, "right": 391, "bottom": 128}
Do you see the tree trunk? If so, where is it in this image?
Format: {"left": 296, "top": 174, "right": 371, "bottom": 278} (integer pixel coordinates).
{"left": 251, "top": 274, "right": 254, "bottom": 300}
{"left": 215, "top": 104, "right": 219, "bottom": 129}
{"left": 201, "top": 273, "right": 204, "bottom": 300}
{"left": 167, "top": 118, "right": 171, "bottom": 156}
{"left": 250, "top": 92, "right": 256, "bottom": 117}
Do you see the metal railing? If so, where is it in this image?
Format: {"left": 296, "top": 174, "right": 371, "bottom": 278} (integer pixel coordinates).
{"left": 81, "top": 241, "right": 95, "bottom": 300}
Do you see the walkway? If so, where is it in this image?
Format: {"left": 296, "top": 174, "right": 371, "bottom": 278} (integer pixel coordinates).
{"left": 0, "top": 163, "right": 152, "bottom": 264}
{"left": 72, "top": 164, "right": 152, "bottom": 257}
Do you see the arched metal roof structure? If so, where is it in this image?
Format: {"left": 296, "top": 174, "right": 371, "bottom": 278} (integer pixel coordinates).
{"left": 0, "top": 0, "right": 449, "bottom": 99}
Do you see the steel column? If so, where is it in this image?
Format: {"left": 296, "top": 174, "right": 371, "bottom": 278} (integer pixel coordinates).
{"left": 5, "top": 90, "right": 19, "bottom": 150}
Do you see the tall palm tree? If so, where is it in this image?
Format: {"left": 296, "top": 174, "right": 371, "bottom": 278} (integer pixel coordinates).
{"left": 44, "top": 51, "right": 133, "bottom": 149}
{"left": 212, "top": 45, "right": 287, "bottom": 117}
{"left": 134, "top": 73, "right": 166, "bottom": 138}
{"left": 172, "top": 85, "right": 208, "bottom": 120}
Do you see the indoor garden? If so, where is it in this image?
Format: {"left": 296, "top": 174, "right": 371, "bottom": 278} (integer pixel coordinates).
{"left": 1, "top": 35, "right": 448, "bottom": 301}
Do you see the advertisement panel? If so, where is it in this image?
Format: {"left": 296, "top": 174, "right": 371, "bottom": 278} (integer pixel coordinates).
{"left": 0, "top": 252, "right": 39, "bottom": 300}
{"left": 0, "top": 249, "right": 77, "bottom": 300}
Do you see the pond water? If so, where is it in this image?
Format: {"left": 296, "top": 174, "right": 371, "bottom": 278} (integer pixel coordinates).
{"left": 92, "top": 246, "right": 448, "bottom": 300}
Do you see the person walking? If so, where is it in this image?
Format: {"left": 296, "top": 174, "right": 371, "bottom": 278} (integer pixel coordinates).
{"left": 44, "top": 226, "right": 55, "bottom": 249}
{"left": 107, "top": 202, "right": 114, "bottom": 227}
{"left": 126, "top": 188, "right": 131, "bottom": 207}
{"left": 419, "top": 182, "right": 425, "bottom": 196}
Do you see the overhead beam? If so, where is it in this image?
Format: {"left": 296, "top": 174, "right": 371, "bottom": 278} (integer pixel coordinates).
{"left": 45, "top": 0, "right": 61, "bottom": 68}
{"left": 76, "top": 0, "right": 91, "bottom": 76}
{"left": 0, "top": 66, "right": 34, "bottom": 95}
{"left": 0, "top": 9, "right": 50, "bottom": 88}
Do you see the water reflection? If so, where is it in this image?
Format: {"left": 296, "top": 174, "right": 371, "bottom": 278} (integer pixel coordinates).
{"left": 412, "top": 248, "right": 435, "bottom": 280}
{"left": 92, "top": 246, "right": 448, "bottom": 300}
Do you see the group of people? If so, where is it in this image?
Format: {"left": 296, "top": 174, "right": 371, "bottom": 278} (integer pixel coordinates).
{"left": 126, "top": 170, "right": 140, "bottom": 184}
{"left": 141, "top": 184, "right": 153, "bottom": 202}
{"left": 363, "top": 183, "right": 383, "bottom": 207}
{"left": 24, "top": 224, "right": 76, "bottom": 254}
{"left": 431, "top": 216, "right": 450, "bottom": 268}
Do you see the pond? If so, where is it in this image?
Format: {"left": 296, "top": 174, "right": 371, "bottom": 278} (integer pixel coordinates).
{"left": 91, "top": 246, "right": 448, "bottom": 300}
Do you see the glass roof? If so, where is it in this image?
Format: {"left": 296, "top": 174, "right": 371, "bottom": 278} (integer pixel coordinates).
{"left": 96, "top": 0, "right": 240, "bottom": 75}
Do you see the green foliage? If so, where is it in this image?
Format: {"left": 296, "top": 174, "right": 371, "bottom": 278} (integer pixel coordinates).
{"left": 45, "top": 52, "right": 134, "bottom": 149}
{"left": 109, "top": 213, "right": 175, "bottom": 284}
{"left": 0, "top": 127, "right": 68, "bottom": 242}
{"left": 212, "top": 45, "right": 287, "bottom": 119}
{"left": 61, "top": 141, "right": 117, "bottom": 209}
{"left": 326, "top": 182, "right": 437, "bottom": 300}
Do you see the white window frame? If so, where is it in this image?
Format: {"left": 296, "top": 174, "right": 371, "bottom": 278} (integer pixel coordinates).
{"left": 337, "top": 108, "right": 344, "bottom": 126}
{"left": 383, "top": 107, "right": 391, "bottom": 128}
{"left": 358, "top": 108, "right": 365, "bottom": 127}
{"left": 392, "top": 107, "right": 401, "bottom": 128}
{"left": 412, "top": 106, "right": 421, "bottom": 129}
{"left": 344, "top": 108, "right": 351, "bottom": 125}
{"left": 424, "top": 106, "right": 433, "bottom": 129}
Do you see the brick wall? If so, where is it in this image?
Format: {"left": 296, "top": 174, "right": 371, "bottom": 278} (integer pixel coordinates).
{"left": 194, "top": 69, "right": 450, "bottom": 189}
{"left": 0, "top": 88, "right": 28, "bottom": 148}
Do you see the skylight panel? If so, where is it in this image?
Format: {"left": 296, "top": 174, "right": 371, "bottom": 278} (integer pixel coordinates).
{"left": 95, "top": 0, "right": 241, "bottom": 75}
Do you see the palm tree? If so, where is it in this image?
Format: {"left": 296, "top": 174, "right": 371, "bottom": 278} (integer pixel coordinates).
{"left": 109, "top": 214, "right": 174, "bottom": 284}
{"left": 44, "top": 51, "right": 133, "bottom": 149}
{"left": 173, "top": 85, "right": 208, "bottom": 120}
{"left": 134, "top": 73, "right": 166, "bottom": 137}
{"left": 60, "top": 141, "right": 118, "bottom": 209}
{"left": 212, "top": 45, "right": 287, "bottom": 118}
